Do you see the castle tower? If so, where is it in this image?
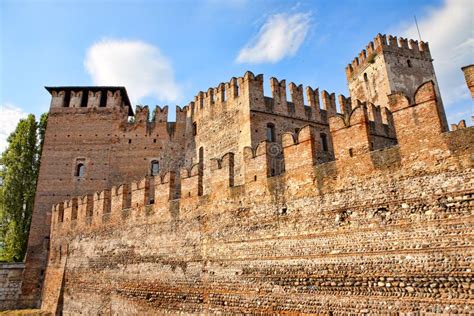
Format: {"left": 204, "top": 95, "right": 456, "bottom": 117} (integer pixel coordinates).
{"left": 346, "top": 34, "right": 448, "bottom": 132}
{"left": 20, "top": 87, "right": 188, "bottom": 307}
{"left": 19, "top": 87, "right": 132, "bottom": 307}
{"left": 461, "top": 64, "right": 474, "bottom": 98}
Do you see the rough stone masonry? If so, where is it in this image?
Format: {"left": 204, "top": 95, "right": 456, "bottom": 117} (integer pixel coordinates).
{"left": 12, "top": 34, "right": 474, "bottom": 314}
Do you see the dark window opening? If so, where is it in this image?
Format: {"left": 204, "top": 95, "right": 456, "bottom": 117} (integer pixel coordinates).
{"left": 45, "top": 236, "right": 50, "bottom": 251}
{"left": 193, "top": 122, "right": 197, "bottom": 136}
{"left": 80, "top": 91, "right": 88, "bottom": 107}
{"left": 150, "top": 160, "right": 160, "bottom": 176}
{"left": 320, "top": 133, "right": 328, "bottom": 152}
{"left": 75, "top": 163, "right": 85, "bottom": 177}
{"left": 407, "top": 59, "right": 412, "bottom": 68}
{"left": 349, "top": 148, "right": 354, "bottom": 157}
{"left": 254, "top": 175, "right": 257, "bottom": 182}
{"left": 63, "top": 91, "right": 71, "bottom": 107}
{"left": 153, "top": 139, "right": 157, "bottom": 143}
{"left": 128, "top": 139, "right": 132, "bottom": 144}
{"left": 99, "top": 90, "right": 107, "bottom": 107}
{"left": 363, "top": 73, "right": 368, "bottom": 82}
{"left": 267, "top": 123, "right": 276, "bottom": 142}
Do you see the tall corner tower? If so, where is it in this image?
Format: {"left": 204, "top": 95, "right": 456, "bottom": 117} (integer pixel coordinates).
{"left": 346, "top": 34, "right": 448, "bottom": 132}
{"left": 20, "top": 86, "right": 133, "bottom": 308}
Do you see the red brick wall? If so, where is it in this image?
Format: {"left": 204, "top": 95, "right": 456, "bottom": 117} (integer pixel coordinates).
{"left": 40, "top": 82, "right": 474, "bottom": 313}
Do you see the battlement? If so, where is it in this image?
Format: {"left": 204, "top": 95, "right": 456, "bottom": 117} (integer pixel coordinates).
{"left": 49, "top": 80, "right": 471, "bottom": 238}
{"left": 183, "top": 71, "right": 346, "bottom": 124}
{"left": 124, "top": 104, "right": 187, "bottom": 138}
{"left": 346, "top": 34, "right": 432, "bottom": 80}
{"left": 45, "top": 72, "right": 353, "bottom": 141}
{"left": 261, "top": 76, "right": 336, "bottom": 122}
{"left": 26, "top": 30, "right": 474, "bottom": 313}
{"left": 186, "top": 72, "right": 259, "bottom": 119}
{"left": 324, "top": 96, "right": 396, "bottom": 152}
{"left": 46, "top": 86, "right": 134, "bottom": 116}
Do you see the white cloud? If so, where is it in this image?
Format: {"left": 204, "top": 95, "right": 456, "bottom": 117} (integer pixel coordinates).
{"left": 0, "top": 104, "right": 28, "bottom": 152}
{"left": 236, "top": 12, "right": 311, "bottom": 64}
{"left": 398, "top": 0, "right": 473, "bottom": 106}
{"left": 84, "top": 39, "right": 181, "bottom": 104}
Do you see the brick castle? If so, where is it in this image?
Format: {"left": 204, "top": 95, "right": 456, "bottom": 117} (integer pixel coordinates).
{"left": 12, "top": 34, "right": 474, "bottom": 313}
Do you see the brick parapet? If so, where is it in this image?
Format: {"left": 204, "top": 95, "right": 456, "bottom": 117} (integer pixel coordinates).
{"left": 43, "top": 122, "right": 473, "bottom": 313}
{"left": 48, "top": 81, "right": 472, "bottom": 239}
{"left": 346, "top": 34, "right": 432, "bottom": 81}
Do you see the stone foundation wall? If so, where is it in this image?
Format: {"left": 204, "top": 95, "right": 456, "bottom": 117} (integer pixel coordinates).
{"left": 0, "top": 263, "right": 24, "bottom": 310}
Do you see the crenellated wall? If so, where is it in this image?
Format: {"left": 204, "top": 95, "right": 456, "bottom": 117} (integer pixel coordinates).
{"left": 346, "top": 34, "right": 448, "bottom": 132}
{"left": 41, "top": 81, "right": 474, "bottom": 314}
{"left": 19, "top": 33, "right": 472, "bottom": 312}
{"left": 24, "top": 72, "right": 353, "bottom": 307}
{"left": 346, "top": 34, "right": 432, "bottom": 80}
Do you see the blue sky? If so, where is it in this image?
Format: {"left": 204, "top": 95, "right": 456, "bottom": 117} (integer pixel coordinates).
{"left": 1, "top": 0, "right": 472, "bottom": 150}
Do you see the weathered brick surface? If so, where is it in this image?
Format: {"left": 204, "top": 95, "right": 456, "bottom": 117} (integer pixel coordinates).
{"left": 462, "top": 64, "right": 474, "bottom": 98}
{"left": 0, "top": 263, "right": 24, "bottom": 310}
{"left": 347, "top": 34, "right": 449, "bottom": 132}
{"left": 42, "top": 84, "right": 473, "bottom": 314}
{"left": 15, "top": 33, "right": 473, "bottom": 313}
{"left": 22, "top": 76, "right": 361, "bottom": 307}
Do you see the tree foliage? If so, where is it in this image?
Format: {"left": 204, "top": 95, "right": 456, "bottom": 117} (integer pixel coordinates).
{"left": 0, "top": 113, "right": 48, "bottom": 262}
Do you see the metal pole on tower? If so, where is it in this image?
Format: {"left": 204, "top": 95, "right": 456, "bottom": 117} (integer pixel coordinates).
{"left": 414, "top": 15, "right": 422, "bottom": 42}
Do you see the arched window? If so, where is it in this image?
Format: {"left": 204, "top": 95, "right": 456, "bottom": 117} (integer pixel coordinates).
{"left": 266, "top": 123, "right": 276, "bottom": 142}
{"left": 320, "top": 133, "right": 328, "bottom": 152}
{"left": 75, "top": 163, "right": 85, "bottom": 177}
{"left": 150, "top": 160, "right": 159, "bottom": 176}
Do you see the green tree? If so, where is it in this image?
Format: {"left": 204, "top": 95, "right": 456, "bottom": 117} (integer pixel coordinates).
{"left": 0, "top": 113, "right": 48, "bottom": 262}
